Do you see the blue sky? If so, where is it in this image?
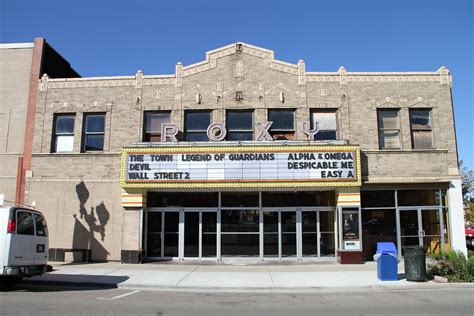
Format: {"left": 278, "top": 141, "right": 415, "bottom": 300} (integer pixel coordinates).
{"left": 1, "top": 0, "right": 473, "bottom": 170}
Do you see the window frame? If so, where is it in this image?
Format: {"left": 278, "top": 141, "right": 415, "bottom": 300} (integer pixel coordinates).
{"left": 143, "top": 111, "right": 171, "bottom": 142}
{"left": 226, "top": 110, "right": 254, "bottom": 141}
{"left": 310, "top": 109, "right": 338, "bottom": 141}
{"left": 377, "top": 109, "right": 401, "bottom": 150}
{"left": 184, "top": 110, "right": 211, "bottom": 142}
{"left": 268, "top": 109, "right": 295, "bottom": 140}
{"left": 81, "top": 112, "right": 106, "bottom": 152}
{"left": 409, "top": 109, "right": 434, "bottom": 149}
{"left": 51, "top": 113, "right": 75, "bottom": 153}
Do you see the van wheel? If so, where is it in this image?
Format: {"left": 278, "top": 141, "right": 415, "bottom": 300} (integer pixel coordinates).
{"left": 0, "top": 277, "right": 23, "bottom": 289}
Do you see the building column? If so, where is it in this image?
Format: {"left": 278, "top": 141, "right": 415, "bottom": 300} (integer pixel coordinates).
{"left": 447, "top": 180, "right": 467, "bottom": 255}
{"left": 121, "top": 190, "right": 147, "bottom": 263}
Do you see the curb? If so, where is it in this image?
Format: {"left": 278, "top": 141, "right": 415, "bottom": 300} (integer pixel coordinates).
{"left": 19, "top": 278, "right": 474, "bottom": 293}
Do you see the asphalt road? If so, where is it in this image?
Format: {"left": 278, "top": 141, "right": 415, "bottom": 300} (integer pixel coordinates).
{"left": 0, "top": 282, "right": 473, "bottom": 315}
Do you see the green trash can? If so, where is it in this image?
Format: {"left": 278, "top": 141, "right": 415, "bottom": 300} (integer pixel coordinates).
{"left": 403, "top": 245, "right": 427, "bottom": 281}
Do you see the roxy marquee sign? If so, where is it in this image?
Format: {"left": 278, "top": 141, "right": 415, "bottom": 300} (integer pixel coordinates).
{"left": 121, "top": 145, "right": 361, "bottom": 188}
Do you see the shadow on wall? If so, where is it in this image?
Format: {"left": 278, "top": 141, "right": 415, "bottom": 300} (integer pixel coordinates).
{"left": 73, "top": 181, "right": 110, "bottom": 261}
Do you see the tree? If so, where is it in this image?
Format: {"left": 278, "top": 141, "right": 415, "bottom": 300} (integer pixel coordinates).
{"left": 460, "top": 161, "right": 474, "bottom": 224}
{"left": 460, "top": 160, "right": 473, "bottom": 205}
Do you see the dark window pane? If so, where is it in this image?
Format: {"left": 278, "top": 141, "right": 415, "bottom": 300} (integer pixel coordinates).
{"left": 221, "top": 210, "right": 259, "bottom": 232}
{"left": 147, "top": 233, "right": 161, "bottom": 257}
{"left": 262, "top": 191, "right": 335, "bottom": 207}
{"left": 320, "top": 233, "right": 335, "bottom": 257}
{"left": 147, "top": 192, "right": 218, "bottom": 207}
{"left": 185, "top": 132, "right": 209, "bottom": 142}
{"left": 302, "top": 232, "right": 317, "bottom": 256}
{"left": 34, "top": 213, "right": 48, "bottom": 237}
{"left": 185, "top": 111, "right": 210, "bottom": 131}
{"left": 227, "top": 132, "right": 253, "bottom": 141}
{"left": 227, "top": 111, "right": 252, "bottom": 130}
{"left": 202, "top": 212, "right": 217, "bottom": 233}
{"left": 281, "top": 212, "right": 296, "bottom": 257}
{"left": 314, "top": 131, "right": 337, "bottom": 140}
{"left": 221, "top": 192, "right": 259, "bottom": 207}
{"left": 84, "top": 134, "right": 104, "bottom": 151}
{"left": 362, "top": 209, "right": 397, "bottom": 260}
{"left": 85, "top": 114, "right": 105, "bottom": 133}
{"left": 263, "top": 211, "right": 277, "bottom": 261}
{"left": 281, "top": 212, "right": 296, "bottom": 233}
{"left": 16, "top": 211, "right": 34, "bottom": 235}
{"left": 302, "top": 212, "right": 317, "bottom": 233}
{"left": 397, "top": 190, "right": 439, "bottom": 206}
{"left": 410, "top": 110, "right": 431, "bottom": 129}
{"left": 221, "top": 234, "right": 259, "bottom": 257}
{"left": 55, "top": 115, "right": 75, "bottom": 133}
{"left": 164, "top": 212, "right": 179, "bottom": 233}
{"left": 184, "top": 212, "right": 199, "bottom": 257}
{"left": 320, "top": 211, "right": 334, "bottom": 232}
{"left": 361, "top": 190, "right": 395, "bottom": 208}
{"left": 202, "top": 234, "right": 216, "bottom": 257}
{"left": 268, "top": 110, "right": 294, "bottom": 130}
{"left": 147, "top": 212, "right": 162, "bottom": 233}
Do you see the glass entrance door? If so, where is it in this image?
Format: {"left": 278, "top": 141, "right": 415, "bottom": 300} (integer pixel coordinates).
{"left": 399, "top": 209, "right": 420, "bottom": 254}
{"left": 398, "top": 208, "right": 443, "bottom": 256}
{"left": 163, "top": 212, "right": 179, "bottom": 257}
{"left": 301, "top": 210, "right": 335, "bottom": 258}
{"left": 183, "top": 210, "right": 217, "bottom": 258}
{"left": 421, "top": 209, "right": 442, "bottom": 254}
{"left": 146, "top": 211, "right": 162, "bottom": 258}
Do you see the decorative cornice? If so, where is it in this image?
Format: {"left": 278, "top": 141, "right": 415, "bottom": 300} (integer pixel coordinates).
{"left": 40, "top": 43, "right": 452, "bottom": 89}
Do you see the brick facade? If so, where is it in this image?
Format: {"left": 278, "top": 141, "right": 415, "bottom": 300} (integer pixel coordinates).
{"left": 3, "top": 42, "right": 463, "bottom": 261}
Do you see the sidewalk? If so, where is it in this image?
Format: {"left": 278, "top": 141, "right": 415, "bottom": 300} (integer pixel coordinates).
{"left": 28, "top": 261, "right": 473, "bottom": 292}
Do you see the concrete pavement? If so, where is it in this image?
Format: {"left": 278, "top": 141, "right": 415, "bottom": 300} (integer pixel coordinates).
{"left": 27, "top": 260, "right": 473, "bottom": 292}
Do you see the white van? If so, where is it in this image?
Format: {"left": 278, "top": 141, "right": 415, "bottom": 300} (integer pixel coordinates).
{"left": 0, "top": 207, "right": 49, "bottom": 283}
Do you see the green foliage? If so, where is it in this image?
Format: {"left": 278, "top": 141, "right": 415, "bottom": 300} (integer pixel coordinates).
{"left": 465, "top": 201, "right": 474, "bottom": 224}
{"left": 428, "top": 250, "right": 474, "bottom": 282}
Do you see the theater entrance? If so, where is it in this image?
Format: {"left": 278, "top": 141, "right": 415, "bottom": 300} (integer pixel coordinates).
{"left": 144, "top": 191, "right": 337, "bottom": 261}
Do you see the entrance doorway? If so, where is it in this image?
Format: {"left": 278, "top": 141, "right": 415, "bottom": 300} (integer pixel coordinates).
{"left": 146, "top": 210, "right": 179, "bottom": 258}
{"left": 398, "top": 208, "right": 443, "bottom": 255}
{"left": 301, "top": 209, "right": 336, "bottom": 258}
{"left": 183, "top": 210, "right": 217, "bottom": 258}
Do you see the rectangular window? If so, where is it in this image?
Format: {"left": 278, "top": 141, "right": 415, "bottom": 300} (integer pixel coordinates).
{"left": 185, "top": 111, "right": 211, "bottom": 141}
{"left": 410, "top": 109, "right": 433, "bottom": 149}
{"left": 226, "top": 110, "right": 253, "bottom": 141}
{"left": 377, "top": 109, "right": 400, "bottom": 149}
{"left": 311, "top": 109, "right": 337, "bottom": 140}
{"left": 16, "top": 211, "right": 34, "bottom": 235}
{"left": 52, "top": 114, "right": 75, "bottom": 152}
{"left": 143, "top": 111, "right": 171, "bottom": 142}
{"left": 82, "top": 113, "right": 105, "bottom": 152}
{"left": 268, "top": 109, "right": 295, "bottom": 140}
{"left": 34, "top": 213, "right": 48, "bottom": 237}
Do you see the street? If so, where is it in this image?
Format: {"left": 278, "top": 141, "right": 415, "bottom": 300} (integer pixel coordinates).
{"left": 1, "top": 282, "right": 473, "bottom": 315}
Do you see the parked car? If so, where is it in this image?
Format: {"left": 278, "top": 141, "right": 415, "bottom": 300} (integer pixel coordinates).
{"left": 0, "top": 206, "right": 49, "bottom": 286}
{"left": 466, "top": 224, "right": 474, "bottom": 248}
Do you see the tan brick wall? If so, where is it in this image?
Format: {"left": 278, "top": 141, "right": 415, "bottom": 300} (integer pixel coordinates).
{"left": 0, "top": 46, "right": 33, "bottom": 202}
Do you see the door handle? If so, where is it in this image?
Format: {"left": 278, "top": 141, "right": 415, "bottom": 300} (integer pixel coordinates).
{"left": 419, "top": 230, "right": 426, "bottom": 237}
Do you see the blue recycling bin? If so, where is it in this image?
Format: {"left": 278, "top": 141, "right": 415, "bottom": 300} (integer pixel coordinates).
{"left": 375, "top": 242, "right": 398, "bottom": 281}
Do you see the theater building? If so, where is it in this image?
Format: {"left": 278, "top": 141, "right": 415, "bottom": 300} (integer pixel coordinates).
{"left": 3, "top": 40, "right": 466, "bottom": 263}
